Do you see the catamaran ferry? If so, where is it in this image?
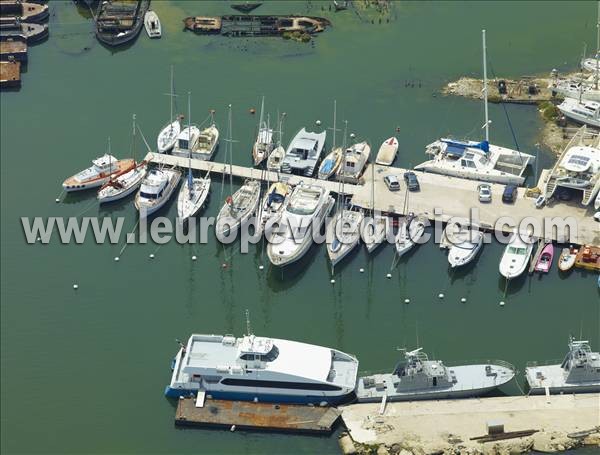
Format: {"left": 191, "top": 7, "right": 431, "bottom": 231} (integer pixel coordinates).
{"left": 165, "top": 333, "right": 359, "bottom": 404}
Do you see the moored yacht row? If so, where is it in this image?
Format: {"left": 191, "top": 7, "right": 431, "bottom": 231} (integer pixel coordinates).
{"left": 165, "top": 330, "right": 599, "bottom": 404}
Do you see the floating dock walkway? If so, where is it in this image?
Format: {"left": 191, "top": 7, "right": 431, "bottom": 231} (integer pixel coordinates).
{"left": 146, "top": 153, "right": 600, "bottom": 248}
{"left": 175, "top": 396, "right": 340, "bottom": 433}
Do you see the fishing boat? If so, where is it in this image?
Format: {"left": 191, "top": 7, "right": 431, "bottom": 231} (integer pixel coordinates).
{"left": 356, "top": 347, "right": 515, "bottom": 403}
{"left": 415, "top": 30, "right": 535, "bottom": 185}
{"left": 395, "top": 215, "right": 425, "bottom": 257}
{"left": 375, "top": 137, "right": 398, "bottom": 166}
{"left": 447, "top": 230, "right": 484, "bottom": 268}
{"left": 134, "top": 166, "right": 181, "bottom": 217}
{"left": 144, "top": 10, "right": 161, "bottom": 38}
{"left": 257, "top": 182, "right": 290, "bottom": 234}
{"left": 95, "top": 0, "right": 150, "bottom": 47}
{"left": 525, "top": 337, "right": 600, "bottom": 395}
{"left": 267, "top": 183, "right": 335, "bottom": 267}
{"left": 63, "top": 153, "right": 134, "bottom": 192}
{"left": 0, "top": 20, "right": 47, "bottom": 42}
{"left": 558, "top": 246, "right": 577, "bottom": 271}
{"left": 216, "top": 179, "right": 261, "bottom": 237}
{"left": 267, "top": 113, "right": 286, "bottom": 172}
{"left": 177, "top": 96, "right": 211, "bottom": 223}
{"left": 280, "top": 128, "right": 327, "bottom": 177}
{"left": 557, "top": 98, "right": 600, "bottom": 128}
{"left": 0, "top": 1, "right": 49, "bottom": 23}
{"left": 97, "top": 116, "right": 147, "bottom": 203}
{"left": 230, "top": 2, "right": 262, "bottom": 13}
{"left": 337, "top": 141, "right": 371, "bottom": 184}
{"left": 326, "top": 208, "right": 364, "bottom": 267}
{"left": 165, "top": 331, "right": 359, "bottom": 404}
{"left": 252, "top": 96, "right": 273, "bottom": 166}
{"left": 318, "top": 100, "right": 343, "bottom": 180}
{"left": 156, "top": 67, "right": 181, "bottom": 153}
{"left": 534, "top": 243, "right": 554, "bottom": 273}
{"left": 498, "top": 232, "right": 534, "bottom": 279}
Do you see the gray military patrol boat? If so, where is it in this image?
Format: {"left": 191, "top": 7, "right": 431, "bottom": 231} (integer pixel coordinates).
{"left": 525, "top": 337, "right": 600, "bottom": 394}
{"left": 355, "top": 347, "right": 516, "bottom": 402}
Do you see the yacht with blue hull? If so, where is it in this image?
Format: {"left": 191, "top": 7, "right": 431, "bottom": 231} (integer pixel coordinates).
{"left": 165, "top": 333, "right": 359, "bottom": 405}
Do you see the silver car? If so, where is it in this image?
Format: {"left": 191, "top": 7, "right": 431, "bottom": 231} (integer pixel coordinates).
{"left": 477, "top": 184, "right": 492, "bottom": 203}
{"left": 384, "top": 175, "right": 400, "bottom": 192}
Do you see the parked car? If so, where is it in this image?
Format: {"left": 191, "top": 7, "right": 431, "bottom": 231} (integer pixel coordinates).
{"left": 403, "top": 171, "right": 420, "bottom": 191}
{"left": 477, "top": 184, "right": 492, "bottom": 203}
{"left": 384, "top": 174, "right": 400, "bottom": 192}
{"left": 534, "top": 195, "right": 546, "bottom": 208}
{"left": 502, "top": 184, "right": 518, "bottom": 203}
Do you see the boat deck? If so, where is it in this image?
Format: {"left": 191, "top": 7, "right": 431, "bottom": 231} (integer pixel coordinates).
{"left": 0, "top": 37, "right": 27, "bottom": 61}
{"left": 0, "top": 60, "right": 20, "bottom": 88}
{"left": 146, "top": 153, "right": 600, "bottom": 247}
{"left": 574, "top": 245, "right": 600, "bottom": 271}
{"left": 175, "top": 396, "right": 340, "bottom": 433}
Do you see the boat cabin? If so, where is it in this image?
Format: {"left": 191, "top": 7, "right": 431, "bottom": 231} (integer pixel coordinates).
{"left": 561, "top": 339, "right": 600, "bottom": 383}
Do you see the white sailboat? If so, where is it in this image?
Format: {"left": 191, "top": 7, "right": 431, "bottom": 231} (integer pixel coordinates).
{"left": 364, "top": 163, "right": 388, "bottom": 253}
{"left": 177, "top": 93, "right": 211, "bottom": 223}
{"left": 252, "top": 96, "right": 274, "bottom": 166}
{"left": 318, "top": 101, "right": 343, "bottom": 180}
{"left": 375, "top": 137, "right": 399, "bottom": 166}
{"left": 98, "top": 115, "right": 148, "bottom": 204}
{"left": 327, "top": 207, "right": 364, "bottom": 267}
{"left": 557, "top": 97, "right": 600, "bottom": 128}
{"left": 215, "top": 105, "right": 260, "bottom": 236}
{"left": 395, "top": 215, "right": 425, "bottom": 257}
{"left": 499, "top": 232, "right": 534, "bottom": 279}
{"left": 581, "top": 5, "right": 600, "bottom": 74}
{"left": 267, "top": 112, "right": 286, "bottom": 172}
{"left": 415, "top": 30, "right": 535, "bottom": 185}
{"left": 144, "top": 10, "right": 161, "bottom": 38}
{"left": 257, "top": 182, "right": 290, "bottom": 234}
{"left": 157, "top": 66, "right": 181, "bottom": 154}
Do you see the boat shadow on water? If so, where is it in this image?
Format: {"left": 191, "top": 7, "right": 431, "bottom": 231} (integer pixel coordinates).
{"left": 265, "top": 243, "right": 321, "bottom": 291}
{"left": 497, "top": 272, "right": 529, "bottom": 296}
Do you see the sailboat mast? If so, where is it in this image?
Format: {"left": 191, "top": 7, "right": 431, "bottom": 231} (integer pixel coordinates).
{"left": 259, "top": 95, "right": 265, "bottom": 131}
{"left": 132, "top": 113, "right": 136, "bottom": 162}
{"left": 482, "top": 29, "right": 489, "bottom": 143}
{"left": 169, "top": 65, "right": 174, "bottom": 124}
{"left": 228, "top": 105, "right": 233, "bottom": 193}
{"left": 596, "top": 1, "right": 599, "bottom": 89}
{"left": 187, "top": 92, "right": 193, "bottom": 194}
{"left": 333, "top": 100, "right": 337, "bottom": 148}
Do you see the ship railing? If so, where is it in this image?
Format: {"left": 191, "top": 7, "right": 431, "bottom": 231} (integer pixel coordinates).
{"left": 444, "top": 358, "right": 518, "bottom": 373}
{"left": 525, "top": 358, "right": 563, "bottom": 368}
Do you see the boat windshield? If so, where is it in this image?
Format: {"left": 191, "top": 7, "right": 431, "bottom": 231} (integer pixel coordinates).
{"left": 508, "top": 246, "right": 527, "bottom": 255}
{"left": 140, "top": 191, "right": 158, "bottom": 200}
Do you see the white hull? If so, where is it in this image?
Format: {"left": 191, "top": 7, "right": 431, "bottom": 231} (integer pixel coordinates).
{"left": 557, "top": 98, "right": 600, "bottom": 128}
{"left": 97, "top": 164, "right": 147, "bottom": 203}
{"left": 375, "top": 137, "right": 398, "bottom": 166}
{"left": 144, "top": 10, "right": 161, "bottom": 38}
{"left": 448, "top": 231, "right": 484, "bottom": 268}
{"left": 395, "top": 219, "right": 425, "bottom": 257}
{"left": 364, "top": 215, "right": 387, "bottom": 253}
{"left": 177, "top": 176, "right": 211, "bottom": 221}
{"left": 157, "top": 120, "right": 181, "bottom": 153}
{"left": 327, "top": 210, "right": 364, "bottom": 266}
{"left": 416, "top": 160, "right": 526, "bottom": 185}
{"left": 135, "top": 168, "right": 182, "bottom": 217}
{"left": 267, "top": 146, "right": 285, "bottom": 172}
{"left": 63, "top": 177, "right": 109, "bottom": 192}
{"left": 499, "top": 233, "right": 534, "bottom": 279}
{"left": 215, "top": 180, "right": 261, "bottom": 236}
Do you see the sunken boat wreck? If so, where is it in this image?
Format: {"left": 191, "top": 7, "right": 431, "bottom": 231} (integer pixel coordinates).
{"left": 183, "top": 14, "right": 330, "bottom": 37}
{"left": 95, "top": 0, "right": 150, "bottom": 47}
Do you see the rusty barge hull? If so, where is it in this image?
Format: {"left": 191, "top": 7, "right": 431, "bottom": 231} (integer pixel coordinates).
{"left": 184, "top": 15, "right": 330, "bottom": 37}
{"left": 175, "top": 397, "right": 341, "bottom": 434}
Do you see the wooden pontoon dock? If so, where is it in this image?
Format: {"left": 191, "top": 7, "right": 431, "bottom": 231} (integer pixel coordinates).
{"left": 175, "top": 396, "right": 340, "bottom": 433}
{"left": 0, "top": 36, "right": 27, "bottom": 61}
{"left": 146, "top": 152, "right": 600, "bottom": 248}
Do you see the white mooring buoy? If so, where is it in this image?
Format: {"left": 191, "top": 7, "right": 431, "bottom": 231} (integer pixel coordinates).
{"left": 259, "top": 265, "right": 264, "bottom": 270}
{"left": 460, "top": 297, "right": 466, "bottom": 303}
{"left": 330, "top": 279, "right": 335, "bottom": 284}
{"left": 114, "top": 257, "right": 119, "bottom": 262}
{"left": 500, "top": 301, "right": 505, "bottom": 307}
{"left": 404, "top": 298, "right": 410, "bottom": 304}
{"left": 315, "top": 120, "right": 322, "bottom": 126}
{"left": 149, "top": 253, "right": 155, "bottom": 259}
{"left": 73, "top": 284, "right": 78, "bottom": 290}
{"left": 359, "top": 268, "right": 364, "bottom": 273}
{"left": 55, "top": 198, "right": 60, "bottom": 203}
{"left": 438, "top": 293, "right": 444, "bottom": 299}
{"left": 191, "top": 255, "right": 197, "bottom": 261}
{"left": 386, "top": 273, "right": 392, "bottom": 279}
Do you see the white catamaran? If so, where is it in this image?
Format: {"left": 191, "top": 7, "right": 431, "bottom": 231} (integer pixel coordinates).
{"left": 415, "top": 30, "right": 535, "bottom": 185}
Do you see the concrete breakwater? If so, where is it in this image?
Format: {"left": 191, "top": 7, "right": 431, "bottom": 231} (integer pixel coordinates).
{"left": 339, "top": 394, "right": 600, "bottom": 455}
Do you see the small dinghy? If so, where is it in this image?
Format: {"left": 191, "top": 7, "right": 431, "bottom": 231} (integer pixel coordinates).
{"left": 395, "top": 215, "right": 425, "bottom": 257}
{"left": 98, "top": 162, "right": 147, "bottom": 203}
{"left": 63, "top": 154, "right": 135, "bottom": 192}
{"left": 375, "top": 137, "right": 398, "bottom": 166}
{"left": 144, "top": 10, "right": 161, "bottom": 38}
{"left": 318, "top": 147, "right": 343, "bottom": 180}
{"left": 558, "top": 246, "right": 577, "bottom": 272}
{"left": 215, "top": 179, "right": 261, "bottom": 236}
{"left": 534, "top": 243, "right": 554, "bottom": 273}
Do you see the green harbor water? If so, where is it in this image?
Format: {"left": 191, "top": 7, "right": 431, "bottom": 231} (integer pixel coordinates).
{"left": 1, "top": 1, "right": 599, "bottom": 453}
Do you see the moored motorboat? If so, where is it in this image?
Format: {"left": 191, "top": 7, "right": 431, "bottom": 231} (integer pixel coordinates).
{"left": 558, "top": 246, "right": 578, "bottom": 271}
{"left": 447, "top": 230, "right": 484, "bottom": 268}
{"left": 337, "top": 141, "right": 371, "bottom": 184}
{"left": 534, "top": 243, "right": 554, "bottom": 273}
{"left": 280, "top": 128, "right": 327, "bottom": 176}
{"left": 215, "top": 179, "right": 261, "bottom": 237}
{"left": 499, "top": 232, "right": 534, "bottom": 279}
{"left": 165, "top": 331, "right": 359, "bottom": 404}
{"left": 375, "top": 136, "right": 398, "bottom": 166}
{"left": 356, "top": 347, "right": 515, "bottom": 402}
{"left": 267, "top": 183, "right": 334, "bottom": 267}
{"left": 134, "top": 166, "right": 181, "bottom": 217}
{"left": 557, "top": 98, "right": 600, "bottom": 128}
{"left": 95, "top": 0, "right": 150, "bottom": 47}
{"left": 144, "top": 10, "right": 161, "bottom": 38}
{"left": 63, "top": 154, "right": 135, "bottom": 192}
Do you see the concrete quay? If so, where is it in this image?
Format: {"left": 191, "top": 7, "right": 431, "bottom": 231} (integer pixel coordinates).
{"left": 339, "top": 394, "right": 600, "bottom": 455}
